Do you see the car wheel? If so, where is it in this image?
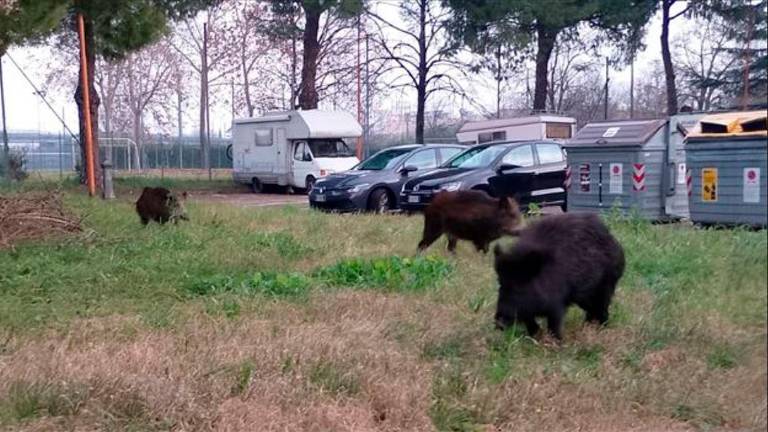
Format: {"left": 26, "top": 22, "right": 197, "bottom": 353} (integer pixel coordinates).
{"left": 305, "top": 176, "right": 316, "bottom": 194}
{"left": 251, "top": 178, "right": 263, "bottom": 194}
{"left": 369, "top": 188, "right": 391, "bottom": 213}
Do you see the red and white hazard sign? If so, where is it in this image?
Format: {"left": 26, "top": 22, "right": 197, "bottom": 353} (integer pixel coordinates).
{"left": 609, "top": 163, "right": 623, "bottom": 194}
{"left": 686, "top": 168, "right": 693, "bottom": 197}
{"left": 743, "top": 167, "right": 760, "bottom": 203}
{"left": 564, "top": 165, "right": 572, "bottom": 189}
{"left": 632, "top": 163, "right": 646, "bottom": 191}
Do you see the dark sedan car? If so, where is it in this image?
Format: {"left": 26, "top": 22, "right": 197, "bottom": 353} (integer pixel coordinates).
{"left": 308, "top": 144, "right": 464, "bottom": 212}
{"left": 400, "top": 140, "right": 567, "bottom": 211}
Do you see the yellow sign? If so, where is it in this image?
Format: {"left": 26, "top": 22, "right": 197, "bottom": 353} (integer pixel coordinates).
{"left": 702, "top": 168, "right": 718, "bottom": 202}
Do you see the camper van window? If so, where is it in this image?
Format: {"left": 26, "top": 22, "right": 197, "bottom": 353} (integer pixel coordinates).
{"left": 478, "top": 131, "right": 506, "bottom": 143}
{"left": 357, "top": 148, "right": 412, "bottom": 170}
{"left": 254, "top": 128, "right": 273, "bottom": 146}
{"left": 545, "top": 123, "right": 572, "bottom": 139}
{"left": 307, "top": 139, "right": 355, "bottom": 158}
{"left": 294, "top": 142, "right": 311, "bottom": 161}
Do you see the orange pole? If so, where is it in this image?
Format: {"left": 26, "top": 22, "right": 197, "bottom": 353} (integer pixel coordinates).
{"left": 77, "top": 13, "right": 96, "bottom": 196}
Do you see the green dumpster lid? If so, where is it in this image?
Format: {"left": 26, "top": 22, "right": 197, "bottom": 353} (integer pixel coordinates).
{"left": 564, "top": 119, "right": 666, "bottom": 147}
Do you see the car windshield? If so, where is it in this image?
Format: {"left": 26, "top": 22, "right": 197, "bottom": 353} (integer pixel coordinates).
{"left": 356, "top": 148, "right": 413, "bottom": 170}
{"left": 444, "top": 145, "right": 509, "bottom": 169}
{"left": 308, "top": 139, "right": 355, "bottom": 158}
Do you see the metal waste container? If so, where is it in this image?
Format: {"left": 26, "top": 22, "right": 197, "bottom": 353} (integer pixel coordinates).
{"left": 565, "top": 119, "right": 672, "bottom": 220}
{"left": 685, "top": 111, "right": 767, "bottom": 227}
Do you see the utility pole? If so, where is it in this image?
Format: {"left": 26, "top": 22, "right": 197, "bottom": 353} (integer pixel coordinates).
{"left": 604, "top": 57, "right": 609, "bottom": 120}
{"left": 0, "top": 55, "right": 10, "bottom": 181}
{"left": 364, "top": 33, "right": 371, "bottom": 160}
{"left": 355, "top": 16, "right": 363, "bottom": 160}
{"left": 629, "top": 54, "right": 635, "bottom": 119}
{"left": 203, "top": 21, "right": 212, "bottom": 180}
{"left": 77, "top": 13, "right": 97, "bottom": 196}
{"left": 741, "top": 6, "right": 755, "bottom": 110}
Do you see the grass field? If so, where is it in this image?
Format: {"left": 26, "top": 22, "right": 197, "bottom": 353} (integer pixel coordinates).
{"left": 0, "top": 182, "right": 766, "bottom": 431}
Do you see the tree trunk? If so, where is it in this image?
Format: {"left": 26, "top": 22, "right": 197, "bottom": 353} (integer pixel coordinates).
{"left": 299, "top": 8, "right": 321, "bottom": 110}
{"left": 74, "top": 16, "right": 101, "bottom": 185}
{"left": 132, "top": 110, "right": 142, "bottom": 170}
{"left": 533, "top": 24, "right": 557, "bottom": 112}
{"left": 495, "top": 45, "right": 502, "bottom": 118}
{"left": 241, "top": 56, "right": 254, "bottom": 116}
{"left": 660, "top": 0, "right": 678, "bottom": 115}
{"left": 415, "top": 0, "right": 427, "bottom": 144}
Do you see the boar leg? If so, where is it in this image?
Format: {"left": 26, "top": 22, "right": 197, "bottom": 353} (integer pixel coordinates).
{"left": 473, "top": 240, "right": 489, "bottom": 254}
{"left": 522, "top": 317, "right": 540, "bottom": 337}
{"left": 546, "top": 309, "right": 565, "bottom": 340}
{"left": 139, "top": 216, "right": 149, "bottom": 225}
{"left": 417, "top": 216, "right": 443, "bottom": 252}
{"left": 446, "top": 235, "right": 458, "bottom": 253}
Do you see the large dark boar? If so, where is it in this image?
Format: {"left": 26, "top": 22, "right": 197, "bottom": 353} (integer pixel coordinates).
{"left": 493, "top": 213, "right": 624, "bottom": 340}
{"left": 418, "top": 190, "right": 523, "bottom": 253}
{"left": 135, "top": 187, "right": 189, "bottom": 225}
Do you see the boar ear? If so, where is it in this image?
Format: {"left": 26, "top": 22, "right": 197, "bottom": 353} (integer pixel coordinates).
{"left": 181, "top": 191, "right": 188, "bottom": 200}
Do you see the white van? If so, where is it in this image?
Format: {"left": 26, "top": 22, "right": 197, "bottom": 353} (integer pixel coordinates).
{"left": 232, "top": 109, "right": 362, "bottom": 192}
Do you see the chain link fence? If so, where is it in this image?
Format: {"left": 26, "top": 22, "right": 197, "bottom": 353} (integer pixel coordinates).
{"left": 8, "top": 132, "right": 232, "bottom": 174}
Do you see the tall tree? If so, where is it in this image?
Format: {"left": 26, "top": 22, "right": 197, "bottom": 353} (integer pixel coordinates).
{"left": 268, "top": 0, "right": 364, "bottom": 110}
{"left": 369, "top": 0, "right": 466, "bottom": 143}
{"left": 674, "top": 16, "right": 738, "bottom": 111}
{"left": 56, "top": 0, "right": 216, "bottom": 184}
{"left": 171, "top": 6, "right": 233, "bottom": 173}
{"left": 0, "top": 0, "right": 67, "bottom": 180}
{"left": 447, "top": 0, "right": 657, "bottom": 112}
{"left": 716, "top": 0, "right": 767, "bottom": 107}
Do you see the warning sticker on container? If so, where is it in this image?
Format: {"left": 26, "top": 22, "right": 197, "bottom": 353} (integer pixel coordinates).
{"left": 609, "top": 163, "right": 622, "bottom": 194}
{"left": 743, "top": 168, "right": 760, "bottom": 203}
{"left": 602, "top": 127, "right": 620, "bottom": 138}
{"left": 702, "top": 168, "right": 718, "bottom": 202}
{"left": 579, "top": 164, "right": 590, "bottom": 192}
{"left": 677, "top": 163, "right": 687, "bottom": 185}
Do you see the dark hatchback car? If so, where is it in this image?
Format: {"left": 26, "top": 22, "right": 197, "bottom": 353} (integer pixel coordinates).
{"left": 308, "top": 144, "right": 464, "bottom": 212}
{"left": 400, "top": 140, "right": 567, "bottom": 211}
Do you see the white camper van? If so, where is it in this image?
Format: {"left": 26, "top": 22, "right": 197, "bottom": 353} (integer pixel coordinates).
{"left": 456, "top": 114, "right": 577, "bottom": 145}
{"left": 232, "top": 110, "right": 362, "bottom": 192}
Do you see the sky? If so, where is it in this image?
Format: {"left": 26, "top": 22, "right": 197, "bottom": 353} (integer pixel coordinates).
{"left": 0, "top": 2, "right": 690, "bottom": 135}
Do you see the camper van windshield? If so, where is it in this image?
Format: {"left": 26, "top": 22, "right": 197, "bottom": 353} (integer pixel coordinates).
{"left": 308, "top": 139, "right": 355, "bottom": 158}
{"left": 445, "top": 144, "right": 508, "bottom": 169}
{"left": 356, "top": 148, "right": 412, "bottom": 170}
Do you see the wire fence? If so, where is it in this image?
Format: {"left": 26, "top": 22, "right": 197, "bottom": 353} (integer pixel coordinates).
{"left": 8, "top": 132, "right": 232, "bottom": 174}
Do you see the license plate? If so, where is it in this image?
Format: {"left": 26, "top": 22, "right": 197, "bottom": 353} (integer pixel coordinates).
{"left": 408, "top": 195, "right": 420, "bottom": 203}
{"left": 315, "top": 194, "right": 326, "bottom": 202}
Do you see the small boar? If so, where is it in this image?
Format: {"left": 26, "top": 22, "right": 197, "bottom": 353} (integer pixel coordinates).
{"left": 493, "top": 213, "right": 625, "bottom": 340}
{"left": 135, "top": 187, "right": 189, "bottom": 225}
{"left": 418, "top": 191, "right": 523, "bottom": 253}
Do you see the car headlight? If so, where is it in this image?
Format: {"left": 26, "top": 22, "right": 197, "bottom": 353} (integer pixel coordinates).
{"left": 349, "top": 183, "right": 370, "bottom": 193}
{"left": 340, "top": 183, "right": 370, "bottom": 194}
{"left": 438, "top": 181, "right": 462, "bottom": 192}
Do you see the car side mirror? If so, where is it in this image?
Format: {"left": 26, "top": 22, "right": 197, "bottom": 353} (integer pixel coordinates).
{"left": 496, "top": 163, "right": 521, "bottom": 174}
{"left": 400, "top": 165, "right": 418, "bottom": 176}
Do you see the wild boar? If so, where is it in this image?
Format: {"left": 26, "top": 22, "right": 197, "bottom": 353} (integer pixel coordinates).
{"left": 135, "top": 187, "right": 189, "bottom": 225}
{"left": 493, "top": 212, "right": 625, "bottom": 340}
{"left": 417, "top": 191, "right": 523, "bottom": 253}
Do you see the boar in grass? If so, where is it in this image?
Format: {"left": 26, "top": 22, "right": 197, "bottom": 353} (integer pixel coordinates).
{"left": 418, "top": 191, "right": 523, "bottom": 254}
{"left": 135, "top": 187, "right": 189, "bottom": 225}
{"left": 493, "top": 212, "right": 625, "bottom": 341}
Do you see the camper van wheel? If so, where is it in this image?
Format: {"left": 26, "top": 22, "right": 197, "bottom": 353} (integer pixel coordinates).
{"left": 251, "top": 178, "right": 263, "bottom": 194}
{"left": 369, "top": 188, "right": 391, "bottom": 213}
{"left": 305, "top": 176, "right": 316, "bottom": 193}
